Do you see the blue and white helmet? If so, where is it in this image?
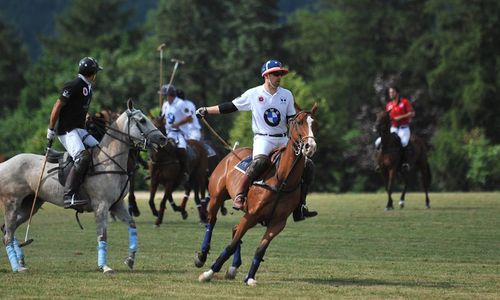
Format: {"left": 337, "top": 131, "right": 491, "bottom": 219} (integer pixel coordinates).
{"left": 260, "top": 59, "right": 289, "bottom": 77}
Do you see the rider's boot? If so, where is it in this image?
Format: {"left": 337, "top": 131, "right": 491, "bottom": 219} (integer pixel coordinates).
{"left": 293, "top": 183, "right": 318, "bottom": 222}
{"left": 176, "top": 147, "right": 190, "bottom": 185}
{"left": 233, "top": 174, "right": 251, "bottom": 210}
{"left": 401, "top": 146, "right": 411, "bottom": 171}
{"left": 63, "top": 150, "right": 90, "bottom": 210}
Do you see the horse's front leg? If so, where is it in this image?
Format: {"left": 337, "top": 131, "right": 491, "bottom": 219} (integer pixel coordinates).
{"left": 244, "top": 220, "right": 286, "bottom": 286}
{"left": 385, "top": 169, "right": 395, "bottom": 210}
{"left": 399, "top": 171, "right": 409, "bottom": 209}
{"left": 109, "top": 200, "right": 137, "bottom": 270}
{"left": 127, "top": 170, "right": 140, "bottom": 217}
{"left": 156, "top": 184, "right": 173, "bottom": 226}
{"left": 95, "top": 203, "right": 113, "bottom": 273}
{"left": 148, "top": 177, "right": 159, "bottom": 217}
{"left": 198, "top": 213, "right": 258, "bottom": 283}
{"left": 195, "top": 195, "right": 223, "bottom": 268}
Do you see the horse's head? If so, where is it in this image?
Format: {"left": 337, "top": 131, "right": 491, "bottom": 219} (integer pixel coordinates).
{"left": 288, "top": 103, "right": 318, "bottom": 157}
{"left": 119, "top": 99, "right": 167, "bottom": 151}
{"left": 374, "top": 110, "right": 391, "bottom": 134}
{"left": 151, "top": 114, "right": 167, "bottom": 135}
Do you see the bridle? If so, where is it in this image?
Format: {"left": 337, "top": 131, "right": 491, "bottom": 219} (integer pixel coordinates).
{"left": 288, "top": 111, "right": 316, "bottom": 156}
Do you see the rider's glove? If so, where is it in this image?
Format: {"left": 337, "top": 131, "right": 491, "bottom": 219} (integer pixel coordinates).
{"left": 196, "top": 107, "right": 208, "bottom": 118}
{"left": 47, "top": 128, "right": 56, "bottom": 141}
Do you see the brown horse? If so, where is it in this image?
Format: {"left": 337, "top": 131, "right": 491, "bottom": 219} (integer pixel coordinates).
{"left": 374, "top": 111, "right": 431, "bottom": 210}
{"left": 87, "top": 110, "right": 145, "bottom": 217}
{"left": 197, "top": 103, "right": 318, "bottom": 286}
{"left": 148, "top": 116, "right": 208, "bottom": 226}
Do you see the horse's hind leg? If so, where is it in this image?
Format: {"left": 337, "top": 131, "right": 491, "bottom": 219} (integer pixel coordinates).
{"left": 399, "top": 173, "right": 409, "bottom": 209}
{"left": 384, "top": 169, "right": 395, "bottom": 210}
{"left": 198, "top": 213, "right": 258, "bottom": 283}
{"left": 109, "top": 201, "right": 137, "bottom": 270}
{"left": 244, "top": 220, "right": 286, "bottom": 286}
{"left": 225, "top": 224, "right": 242, "bottom": 280}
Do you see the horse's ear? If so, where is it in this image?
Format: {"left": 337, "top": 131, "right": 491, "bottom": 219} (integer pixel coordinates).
{"left": 127, "top": 98, "right": 134, "bottom": 110}
{"left": 294, "top": 102, "right": 303, "bottom": 112}
{"left": 311, "top": 102, "right": 318, "bottom": 116}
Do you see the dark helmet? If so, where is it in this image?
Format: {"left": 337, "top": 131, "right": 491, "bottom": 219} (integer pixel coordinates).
{"left": 78, "top": 57, "right": 103, "bottom": 76}
{"left": 261, "top": 59, "right": 289, "bottom": 77}
{"left": 176, "top": 88, "right": 185, "bottom": 99}
{"left": 158, "top": 84, "right": 176, "bottom": 96}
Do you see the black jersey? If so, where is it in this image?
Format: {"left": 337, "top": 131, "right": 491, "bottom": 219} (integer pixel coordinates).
{"left": 56, "top": 75, "right": 92, "bottom": 134}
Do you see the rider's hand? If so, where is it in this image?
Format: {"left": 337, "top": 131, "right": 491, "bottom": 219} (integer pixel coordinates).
{"left": 47, "top": 128, "right": 56, "bottom": 141}
{"left": 196, "top": 107, "right": 208, "bottom": 118}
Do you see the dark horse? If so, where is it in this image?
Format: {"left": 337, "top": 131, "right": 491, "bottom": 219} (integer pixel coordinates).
{"left": 180, "top": 139, "right": 231, "bottom": 219}
{"left": 374, "top": 111, "right": 431, "bottom": 210}
{"left": 87, "top": 110, "right": 146, "bottom": 217}
{"left": 197, "top": 104, "right": 318, "bottom": 286}
{"left": 148, "top": 116, "right": 209, "bottom": 226}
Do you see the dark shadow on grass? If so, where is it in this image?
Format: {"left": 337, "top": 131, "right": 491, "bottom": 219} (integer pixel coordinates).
{"left": 287, "top": 277, "right": 454, "bottom": 289}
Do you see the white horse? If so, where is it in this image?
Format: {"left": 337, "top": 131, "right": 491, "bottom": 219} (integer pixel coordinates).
{"left": 0, "top": 99, "right": 167, "bottom": 273}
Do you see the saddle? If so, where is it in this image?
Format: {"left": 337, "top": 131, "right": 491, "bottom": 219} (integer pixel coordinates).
{"left": 234, "top": 148, "right": 284, "bottom": 176}
{"left": 46, "top": 149, "right": 82, "bottom": 186}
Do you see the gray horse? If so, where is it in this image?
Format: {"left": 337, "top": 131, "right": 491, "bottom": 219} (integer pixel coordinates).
{"left": 0, "top": 99, "right": 167, "bottom": 273}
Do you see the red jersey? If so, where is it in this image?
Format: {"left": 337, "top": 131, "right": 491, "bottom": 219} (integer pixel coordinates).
{"left": 386, "top": 98, "right": 413, "bottom": 127}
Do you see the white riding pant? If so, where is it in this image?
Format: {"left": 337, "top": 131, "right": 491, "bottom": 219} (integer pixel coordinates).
{"left": 185, "top": 129, "right": 202, "bottom": 141}
{"left": 58, "top": 128, "right": 99, "bottom": 159}
{"left": 167, "top": 130, "right": 187, "bottom": 149}
{"left": 374, "top": 126, "right": 411, "bottom": 148}
{"left": 252, "top": 135, "right": 288, "bottom": 157}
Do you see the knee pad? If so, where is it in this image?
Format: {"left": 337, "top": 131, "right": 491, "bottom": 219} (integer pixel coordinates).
{"left": 74, "top": 150, "right": 91, "bottom": 174}
{"left": 246, "top": 155, "right": 271, "bottom": 180}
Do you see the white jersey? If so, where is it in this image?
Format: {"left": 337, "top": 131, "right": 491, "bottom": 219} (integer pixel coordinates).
{"left": 161, "top": 97, "right": 191, "bottom": 134}
{"left": 232, "top": 85, "right": 296, "bottom": 136}
{"left": 184, "top": 99, "right": 201, "bottom": 137}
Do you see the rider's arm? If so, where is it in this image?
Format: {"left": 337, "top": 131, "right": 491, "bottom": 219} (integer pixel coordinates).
{"left": 49, "top": 99, "right": 65, "bottom": 129}
{"left": 203, "top": 102, "right": 238, "bottom": 115}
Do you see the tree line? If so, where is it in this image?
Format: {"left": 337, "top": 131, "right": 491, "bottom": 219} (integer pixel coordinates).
{"left": 1, "top": 0, "right": 499, "bottom": 192}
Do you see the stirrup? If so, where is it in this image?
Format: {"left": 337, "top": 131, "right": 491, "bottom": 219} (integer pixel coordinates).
{"left": 64, "top": 194, "right": 88, "bottom": 209}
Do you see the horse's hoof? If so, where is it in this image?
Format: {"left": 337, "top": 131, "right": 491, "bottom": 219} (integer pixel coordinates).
{"left": 181, "top": 210, "right": 188, "bottom": 220}
{"left": 153, "top": 224, "right": 160, "bottom": 229}
{"left": 385, "top": 206, "right": 394, "bottom": 211}
{"left": 426, "top": 205, "right": 431, "bottom": 209}
{"left": 399, "top": 201, "right": 405, "bottom": 208}
{"left": 198, "top": 269, "right": 214, "bottom": 282}
{"left": 124, "top": 256, "right": 134, "bottom": 270}
{"left": 246, "top": 278, "right": 257, "bottom": 286}
{"left": 194, "top": 253, "right": 205, "bottom": 268}
{"left": 100, "top": 265, "right": 114, "bottom": 274}
{"left": 16, "top": 266, "right": 28, "bottom": 273}
{"left": 225, "top": 266, "right": 238, "bottom": 280}
{"left": 19, "top": 258, "right": 26, "bottom": 268}
{"left": 220, "top": 206, "right": 227, "bottom": 216}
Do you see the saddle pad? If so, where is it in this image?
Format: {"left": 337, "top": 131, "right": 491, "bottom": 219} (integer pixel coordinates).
{"left": 202, "top": 143, "right": 217, "bottom": 157}
{"left": 234, "top": 155, "right": 252, "bottom": 174}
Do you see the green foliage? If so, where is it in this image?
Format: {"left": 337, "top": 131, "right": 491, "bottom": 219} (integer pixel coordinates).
{"left": 0, "top": 17, "right": 29, "bottom": 113}
{"left": 464, "top": 129, "right": 500, "bottom": 190}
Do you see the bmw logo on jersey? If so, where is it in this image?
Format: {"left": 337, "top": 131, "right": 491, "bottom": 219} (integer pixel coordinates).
{"left": 167, "top": 113, "right": 175, "bottom": 124}
{"left": 264, "top": 108, "right": 281, "bottom": 127}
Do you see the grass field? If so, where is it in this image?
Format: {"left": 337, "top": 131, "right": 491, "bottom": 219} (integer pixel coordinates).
{"left": 1, "top": 192, "right": 499, "bottom": 299}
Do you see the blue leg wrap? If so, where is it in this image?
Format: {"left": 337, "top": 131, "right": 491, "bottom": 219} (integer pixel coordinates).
{"left": 232, "top": 241, "right": 242, "bottom": 268}
{"left": 5, "top": 242, "right": 20, "bottom": 272}
{"left": 97, "top": 241, "right": 107, "bottom": 268}
{"left": 128, "top": 226, "right": 138, "bottom": 253}
{"left": 13, "top": 237, "right": 25, "bottom": 262}
{"left": 201, "top": 223, "right": 214, "bottom": 253}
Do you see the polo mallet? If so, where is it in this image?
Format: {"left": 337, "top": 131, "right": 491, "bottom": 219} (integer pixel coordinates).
{"left": 200, "top": 117, "right": 242, "bottom": 161}
{"left": 168, "top": 58, "right": 185, "bottom": 86}
{"left": 157, "top": 43, "right": 166, "bottom": 110}
{"left": 20, "top": 139, "right": 53, "bottom": 247}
